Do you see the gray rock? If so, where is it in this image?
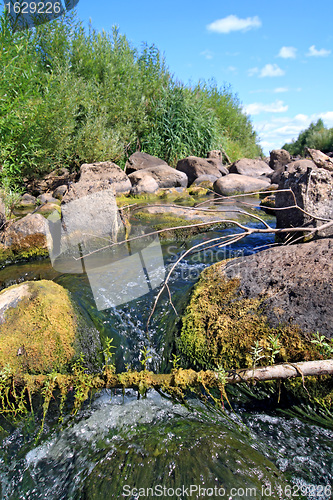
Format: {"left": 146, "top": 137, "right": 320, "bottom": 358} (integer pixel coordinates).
{"left": 224, "top": 238, "right": 333, "bottom": 338}
{"left": 0, "top": 196, "right": 6, "bottom": 231}
{"left": 176, "top": 156, "right": 222, "bottom": 185}
{"left": 305, "top": 148, "right": 333, "bottom": 171}
{"left": 128, "top": 165, "right": 188, "bottom": 193}
{"left": 129, "top": 172, "right": 159, "bottom": 194}
{"left": 125, "top": 152, "right": 168, "bottom": 174}
{"left": 62, "top": 162, "right": 132, "bottom": 204}
{"left": 206, "top": 158, "right": 229, "bottom": 176}
{"left": 38, "top": 193, "right": 59, "bottom": 204}
{"left": 229, "top": 158, "right": 273, "bottom": 179}
{"left": 275, "top": 159, "right": 333, "bottom": 239}
{"left": 193, "top": 174, "right": 219, "bottom": 188}
{"left": 18, "top": 193, "right": 37, "bottom": 207}
{"left": 214, "top": 174, "right": 271, "bottom": 196}
{"left": 269, "top": 149, "right": 291, "bottom": 171}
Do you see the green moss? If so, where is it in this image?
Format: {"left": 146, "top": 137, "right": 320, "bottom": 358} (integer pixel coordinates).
{"left": 178, "top": 263, "right": 321, "bottom": 370}
{"left": 0, "top": 244, "right": 49, "bottom": 267}
{"left": 0, "top": 280, "right": 100, "bottom": 376}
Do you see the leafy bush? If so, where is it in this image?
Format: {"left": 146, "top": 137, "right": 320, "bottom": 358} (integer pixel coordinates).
{"left": 0, "top": 9, "right": 262, "bottom": 187}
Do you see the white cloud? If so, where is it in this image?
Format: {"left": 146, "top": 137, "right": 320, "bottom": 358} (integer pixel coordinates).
{"left": 227, "top": 66, "right": 237, "bottom": 72}
{"left": 277, "top": 46, "right": 297, "bottom": 59}
{"left": 306, "top": 45, "right": 331, "bottom": 57}
{"left": 248, "top": 67, "right": 259, "bottom": 77}
{"left": 259, "top": 64, "right": 285, "bottom": 77}
{"left": 244, "top": 100, "right": 288, "bottom": 115}
{"left": 207, "top": 15, "right": 261, "bottom": 34}
{"left": 274, "top": 87, "right": 289, "bottom": 93}
{"left": 254, "top": 112, "right": 333, "bottom": 155}
{"left": 200, "top": 50, "right": 213, "bottom": 60}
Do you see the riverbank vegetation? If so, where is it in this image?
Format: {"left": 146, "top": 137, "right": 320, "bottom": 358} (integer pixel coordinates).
{"left": 0, "top": 10, "right": 262, "bottom": 188}
{"left": 283, "top": 119, "right": 333, "bottom": 156}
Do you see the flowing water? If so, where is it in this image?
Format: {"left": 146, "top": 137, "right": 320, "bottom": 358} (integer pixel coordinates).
{"left": 0, "top": 205, "right": 332, "bottom": 499}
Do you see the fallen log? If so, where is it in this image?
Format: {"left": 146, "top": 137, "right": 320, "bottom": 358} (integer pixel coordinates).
{"left": 20, "top": 359, "right": 333, "bottom": 394}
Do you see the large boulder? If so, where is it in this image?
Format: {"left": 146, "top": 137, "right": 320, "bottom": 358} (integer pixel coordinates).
{"left": 128, "top": 165, "right": 188, "bottom": 194}
{"left": 176, "top": 156, "right": 222, "bottom": 186}
{"left": 269, "top": 149, "right": 292, "bottom": 184}
{"left": 124, "top": 152, "right": 168, "bottom": 174}
{"left": 62, "top": 162, "right": 132, "bottom": 204}
{"left": 275, "top": 159, "right": 333, "bottom": 239}
{"left": 0, "top": 280, "right": 102, "bottom": 375}
{"left": 214, "top": 174, "right": 271, "bottom": 196}
{"left": 0, "top": 213, "right": 49, "bottom": 263}
{"left": 206, "top": 158, "right": 229, "bottom": 176}
{"left": 229, "top": 158, "right": 273, "bottom": 179}
{"left": 178, "top": 238, "right": 332, "bottom": 372}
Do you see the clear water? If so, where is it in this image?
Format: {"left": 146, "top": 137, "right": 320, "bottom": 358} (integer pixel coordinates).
{"left": 0, "top": 209, "right": 332, "bottom": 499}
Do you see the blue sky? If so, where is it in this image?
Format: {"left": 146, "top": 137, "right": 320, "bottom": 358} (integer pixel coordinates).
{"left": 73, "top": 0, "right": 333, "bottom": 155}
{"left": 4, "top": 0, "right": 333, "bottom": 155}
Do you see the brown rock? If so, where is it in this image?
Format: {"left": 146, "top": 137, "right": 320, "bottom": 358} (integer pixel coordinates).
{"left": 124, "top": 152, "right": 168, "bottom": 174}
{"left": 214, "top": 174, "right": 271, "bottom": 196}
{"left": 62, "top": 161, "right": 132, "bottom": 204}
{"left": 305, "top": 148, "right": 333, "bottom": 172}
{"left": 176, "top": 156, "right": 222, "bottom": 185}
{"left": 0, "top": 213, "right": 48, "bottom": 251}
{"left": 229, "top": 158, "right": 273, "bottom": 179}
{"left": 276, "top": 159, "right": 333, "bottom": 239}
{"left": 128, "top": 165, "right": 188, "bottom": 193}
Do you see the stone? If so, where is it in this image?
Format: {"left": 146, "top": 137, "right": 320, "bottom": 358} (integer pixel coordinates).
{"left": 24, "top": 167, "right": 77, "bottom": 196}
{"left": 124, "top": 152, "right": 168, "bottom": 174}
{"left": 206, "top": 158, "right": 229, "bottom": 176}
{"left": 53, "top": 185, "right": 68, "bottom": 200}
{"left": 214, "top": 174, "right": 271, "bottom": 196}
{"left": 223, "top": 238, "right": 333, "bottom": 338}
{"left": 62, "top": 161, "right": 132, "bottom": 204}
{"left": 193, "top": 174, "right": 219, "bottom": 188}
{"left": 38, "top": 193, "right": 59, "bottom": 204}
{"left": 269, "top": 149, "right": 292, "bottom": 185}
{"left": 0, "top": 280, "right": 102, "bottom": 375}
{"left": 176, "top": 156, "right": 222, "bottom": 185}
{"left": 275, "top": 159, "right": 333, "bottom": 239}
{"left": 18, "top": 193, "right": 37, "bottom": 207}
{"left": 0, "top": 213, "right": 48, "bottom": 251}
{"left": 229, "top": 158, "right": 273, "bottom": 179}
{"left": 305, "top": 148, "right": 333, "bottom": 172}
{"left": 128, "top": 165, "right": 188, "bottom": 193}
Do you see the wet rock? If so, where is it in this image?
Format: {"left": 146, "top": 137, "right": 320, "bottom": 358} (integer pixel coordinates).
{"left": 214, "top": 174, "right": 271, "bottom": 196}
{"left": 229, "top": 158, "right": 273, "bottom": 179}
{"left": 176, "top": 156, "right": 222, "bottom": 185}
{"left": 62, "top": 162, "right": 132, "bottom": 203}
{"left": 0, "top": 280, "right": 102, "bottom": 375}
{"left": 276, "top": 159, "right": 333, "bottom": 239}
{"left": 124, "top": 152, "right": 168, "bottom": 174}
{"left": 193, "top": 174, "right": 219, "bottom": 188}
{"left": 38, "top": 193, "right": 59, "bottom": 204}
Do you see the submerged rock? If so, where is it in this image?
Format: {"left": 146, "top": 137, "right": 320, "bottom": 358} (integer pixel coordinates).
{"left": 0, "top": 280, "right": 102, "bottom": 375}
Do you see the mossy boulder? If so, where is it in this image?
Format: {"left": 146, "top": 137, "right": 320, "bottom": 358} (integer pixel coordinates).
{"left": 178, "top": 267, "right": 320, "bottom": 370}
{"left": 0, "top": 280, "right": 102, "bottom": 376}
